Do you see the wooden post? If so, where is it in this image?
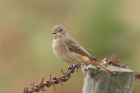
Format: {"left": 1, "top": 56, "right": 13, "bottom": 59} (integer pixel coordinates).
{"left": 82, "top": 65, "right": 134, "bottom": 93}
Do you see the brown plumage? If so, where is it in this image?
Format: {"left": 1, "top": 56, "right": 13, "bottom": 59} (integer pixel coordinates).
{"left": 52, "top": 25, "right": 111, "bottom": 72}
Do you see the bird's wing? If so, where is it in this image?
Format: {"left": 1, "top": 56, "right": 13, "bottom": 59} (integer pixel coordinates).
{"left": 64, "top": 37, "right": 97, "bottom": 61}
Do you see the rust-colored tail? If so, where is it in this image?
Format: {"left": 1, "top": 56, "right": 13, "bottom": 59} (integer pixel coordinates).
{"left": 90, "top": 59, "right": 111, "bottom": 73}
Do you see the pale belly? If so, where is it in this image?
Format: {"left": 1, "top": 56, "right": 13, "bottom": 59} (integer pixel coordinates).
{"left": 52, "top": 39, "right": 89, "bottom": 65}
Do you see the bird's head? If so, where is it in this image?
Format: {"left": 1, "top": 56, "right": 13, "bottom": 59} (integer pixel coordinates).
{"left": 52, "top": 25, "right": 68, "bottom": 39}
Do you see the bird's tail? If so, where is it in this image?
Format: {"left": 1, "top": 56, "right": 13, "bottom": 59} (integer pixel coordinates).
{"left": 90, "top": 59, "right": 111, "bottom": 73}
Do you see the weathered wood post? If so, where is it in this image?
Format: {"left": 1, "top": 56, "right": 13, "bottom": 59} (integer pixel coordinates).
{"left": 82, "top": 65, "right": 134, "bottom": 93}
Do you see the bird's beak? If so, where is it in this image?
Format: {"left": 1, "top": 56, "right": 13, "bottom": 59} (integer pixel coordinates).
{"left": 52, "top": 32, "right": 56, "bottom": 34}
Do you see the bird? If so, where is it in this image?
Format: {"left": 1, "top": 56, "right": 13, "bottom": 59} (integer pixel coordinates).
{"left": 52, "top": 25, "right": 111, "bottom": 72}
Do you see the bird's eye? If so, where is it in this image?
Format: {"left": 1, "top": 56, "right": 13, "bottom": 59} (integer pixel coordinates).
{"left": 59, "top": 29, "right": 62, "bottom": 32}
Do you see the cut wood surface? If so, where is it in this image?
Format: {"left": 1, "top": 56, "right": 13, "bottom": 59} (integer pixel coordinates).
{"left": 82, "top": 65, "right": 134, "bottom": 93}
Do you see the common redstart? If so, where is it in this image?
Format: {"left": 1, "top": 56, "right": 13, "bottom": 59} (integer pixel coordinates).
{"left": 52, "top": 25, "right": 111, "bottom": 72}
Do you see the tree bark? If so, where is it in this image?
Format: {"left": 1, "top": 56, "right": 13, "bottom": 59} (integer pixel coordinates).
{"left": 82, "top": 65, "right": 134, "bottom": 93}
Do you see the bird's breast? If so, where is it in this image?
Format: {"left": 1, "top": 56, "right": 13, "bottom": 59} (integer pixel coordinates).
{"left": 52, "top": 39, "right": 69, "bottom": 59}
{"left": 52, "top": 39, "right": 90, "bottom": 65}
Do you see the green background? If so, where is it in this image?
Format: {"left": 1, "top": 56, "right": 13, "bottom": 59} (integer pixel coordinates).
{"left": 0, "top": 0, "right": 140, "bottom": 93}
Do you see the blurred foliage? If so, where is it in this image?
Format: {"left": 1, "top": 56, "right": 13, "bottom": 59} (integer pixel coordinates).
{"left": 0, "top": 0, "right": 140, "bottom": 93}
